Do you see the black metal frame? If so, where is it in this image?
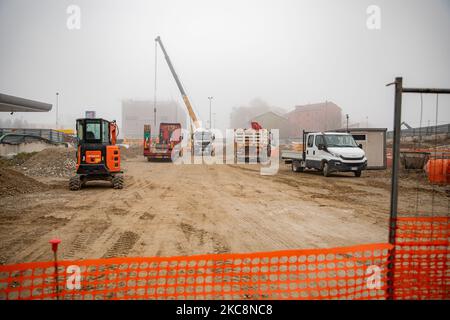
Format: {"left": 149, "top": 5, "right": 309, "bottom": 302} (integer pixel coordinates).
{"left": 302, "top": 130, "right": 313, "bottom": 161}
{"left": 386, "top": 77, "right": 450, "bottom": 299}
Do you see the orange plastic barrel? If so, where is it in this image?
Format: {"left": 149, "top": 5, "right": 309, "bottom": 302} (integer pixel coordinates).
{"left": 426, "top": 159, "right": 449, "bottom": 184}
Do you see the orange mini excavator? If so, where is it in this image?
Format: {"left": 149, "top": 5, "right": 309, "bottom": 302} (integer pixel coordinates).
{"left": 69, "top": 118, "right": 123, "bottom": 190}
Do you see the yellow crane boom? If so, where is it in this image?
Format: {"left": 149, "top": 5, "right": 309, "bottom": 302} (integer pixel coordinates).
{"left": 155, "top": 36, "right": 201, "bottom": 130}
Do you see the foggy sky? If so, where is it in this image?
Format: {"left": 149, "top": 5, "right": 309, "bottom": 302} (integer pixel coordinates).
{"left": 0, "top": 0, "right": 449, "bottom": 132}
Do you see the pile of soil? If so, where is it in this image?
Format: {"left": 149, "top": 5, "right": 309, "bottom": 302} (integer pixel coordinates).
{"left": 0, "top": 152, "right": 38, "bottom": 168}
{"left": 19, "top": 147, "right": 76, "bottom": 178}
{"left": 120, "top": 145, "right": 143, "bottom": 160}
{"left": 0, "top": 167, "right": 48, "bottom": 196}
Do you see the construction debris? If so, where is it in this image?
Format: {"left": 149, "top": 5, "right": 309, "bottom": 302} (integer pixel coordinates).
{"left": 18, "top": 148, "right": 76, "bottom": 178}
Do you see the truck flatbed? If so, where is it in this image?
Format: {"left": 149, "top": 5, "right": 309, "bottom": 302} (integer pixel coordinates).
{"left": 281, "top": 151, "right": 303, "bottom": 160}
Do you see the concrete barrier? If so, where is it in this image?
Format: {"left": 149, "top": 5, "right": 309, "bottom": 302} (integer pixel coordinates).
{"left": 0, "top": 142, "right": 67, "bottom": 158}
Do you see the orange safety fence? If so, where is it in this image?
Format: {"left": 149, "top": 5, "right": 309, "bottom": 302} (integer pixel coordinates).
{"left": 0, "top": 217, "right": 447, "bottom": 300}
{"left": 391, "top": 216, "right": 449, "bottom": 300}
{"left": 0, "top": 243, "right": 392, "bottom": 300}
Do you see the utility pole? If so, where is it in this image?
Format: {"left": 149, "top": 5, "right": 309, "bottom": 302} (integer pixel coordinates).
{"left": 208, "top": 96, "right": 213, "bottom": 129}
{"left": 56, "top": 92, "right": 59, "bottom": 129}
{"left": 154, "top": 40, "right": 158, "bottom": 128}
{"left": 346, "top": 114, "right": 349, "bottom": 132}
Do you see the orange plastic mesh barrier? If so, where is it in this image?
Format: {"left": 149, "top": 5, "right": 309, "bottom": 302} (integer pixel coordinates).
{"left": 392, "top": 217, "right": 449, "bottom": 300}
{"left": 0, "top": 244, "right": 392, "bottom": 300}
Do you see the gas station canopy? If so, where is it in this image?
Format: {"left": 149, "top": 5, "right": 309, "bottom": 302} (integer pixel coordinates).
{"left": 0, "top": 93, "right": 52, "bottom": 112}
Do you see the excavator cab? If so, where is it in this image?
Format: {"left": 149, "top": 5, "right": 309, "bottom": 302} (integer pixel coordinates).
{"left": 69, "top": 118, "right": 124, "bottom": 190}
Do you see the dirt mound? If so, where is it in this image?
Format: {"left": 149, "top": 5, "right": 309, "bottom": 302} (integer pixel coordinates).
{"left": 0, "top": 152, "right": 38, "bottom": 168}
{"left": 0, "top": 167, "right": 48, "bottom": 196}
{"left": 120, "top": 145, "right": 143, "bottom": 160}
{"left": 20, "top": 147, "right": 76, "bottom": 178}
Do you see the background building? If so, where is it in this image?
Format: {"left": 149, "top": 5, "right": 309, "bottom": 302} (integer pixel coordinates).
{"left": 252, "top": 111, "right": 290, "bottom": 140}
{"left": 121, "top": 100, "right": 187, "bottom": 139}
{"left": 229, "top": 100, "right": 343, "bottom": 140}
{"left": 285, "top": 101, "right": 342, "bottom": 138}
{"left": 229, "top": 98, "right": 287, "bottom": 130}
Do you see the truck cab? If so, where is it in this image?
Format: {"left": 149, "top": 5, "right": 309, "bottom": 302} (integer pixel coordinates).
{"left": 143, "top": 123, "right": 183, "bottom": 161}
{"left": 192, "top": 128, "right": 215, "bottom": 156}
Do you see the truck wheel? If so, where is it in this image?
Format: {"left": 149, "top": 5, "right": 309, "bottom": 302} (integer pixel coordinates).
{"left": 292, "top": 161, "right": 303, "bottom": 172}
{"left": 354, "top": 170, "right": 362, "bottom": 177}
{"left": 323, "top": 162, "right": 331, "bottom": 177}
{"left": 112, "top": 174, "right": 124, "bottom": 189}
{"left": 69, "top": 175, "right": 82, "bottom": 191}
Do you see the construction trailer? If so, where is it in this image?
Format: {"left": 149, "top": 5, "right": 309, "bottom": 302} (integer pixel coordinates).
{"left": 334, "top": 128, "right": 387, "bottom": 170}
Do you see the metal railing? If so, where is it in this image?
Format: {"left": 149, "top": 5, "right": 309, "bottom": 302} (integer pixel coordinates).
{"left": 387, "top": 123, "right": 450, "bottom": 138}
{"left": 0, "top": 128, "right": 75, "bottom": 144}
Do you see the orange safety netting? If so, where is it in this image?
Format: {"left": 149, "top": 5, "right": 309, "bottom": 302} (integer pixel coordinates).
{"left": 0, "top": 243, "right": 391, "bottom": 300}
{"left": 1, "top": 217, "right": 447, "bottom": 300}
{"left": 391, "top": 216, "right": 449, "bottom": 300}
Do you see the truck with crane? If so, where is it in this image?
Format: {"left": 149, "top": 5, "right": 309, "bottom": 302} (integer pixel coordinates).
{"left": 234, "top": 121, "right": 271, "bottom": 163}
{"left": 143, "top": 123, "right": 183, "bottom": 161}
{"left": 143, "top": 36, "right": 214, "bottom": 161}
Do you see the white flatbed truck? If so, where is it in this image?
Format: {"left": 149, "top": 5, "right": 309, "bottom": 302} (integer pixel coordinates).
{"left": 281, "top": 131, "right": 368, "bottom": 177}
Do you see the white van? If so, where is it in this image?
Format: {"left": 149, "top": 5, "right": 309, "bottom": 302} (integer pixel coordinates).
{"left": 281, "top": 132, "right": 368, "bottom": 177}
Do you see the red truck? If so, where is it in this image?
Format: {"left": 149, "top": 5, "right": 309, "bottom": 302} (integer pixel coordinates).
{"left": 143, "top": 123, "right": 182, "bottom": 161}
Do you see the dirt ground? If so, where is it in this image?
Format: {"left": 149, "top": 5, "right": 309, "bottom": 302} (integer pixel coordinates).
{"left": 0, "top": 152, "right": 448, "bottom": 265}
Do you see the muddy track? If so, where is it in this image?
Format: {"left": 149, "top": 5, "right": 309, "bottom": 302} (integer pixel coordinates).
{"left": 102, "top": 231, "right": 140, "bottom": 258}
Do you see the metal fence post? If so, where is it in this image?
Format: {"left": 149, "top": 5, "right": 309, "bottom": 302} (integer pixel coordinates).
{"left": 386, "top": 77, "right": 403, "bottom": 300}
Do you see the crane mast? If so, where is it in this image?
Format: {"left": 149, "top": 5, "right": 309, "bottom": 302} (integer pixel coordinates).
{"left": 155, "top": 36, "right": 201, "bottom": 130}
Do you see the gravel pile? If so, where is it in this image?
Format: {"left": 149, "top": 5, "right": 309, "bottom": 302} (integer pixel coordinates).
{"left": 20, "top": 147, "right": 77, "bottom": 178}
{"left": 3, "top": 145, "right": 138, "bottom": 181}
{"left": 0, "top": 152, "right": 38, "bottom": 168}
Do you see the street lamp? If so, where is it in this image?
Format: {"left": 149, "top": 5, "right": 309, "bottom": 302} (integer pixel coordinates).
{"left": 56, "top": 92, "right": 59, "bottom": 129}
{"left": 208, "top": 96, "right": 213, "bottom": 129}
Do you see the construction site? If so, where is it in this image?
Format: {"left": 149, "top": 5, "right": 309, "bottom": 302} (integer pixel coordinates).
{"left": 0, "top": 144, "right": 448, "bottom": 264}
{"left": 0, "top": 1, "right": 449, "bottom": 303}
